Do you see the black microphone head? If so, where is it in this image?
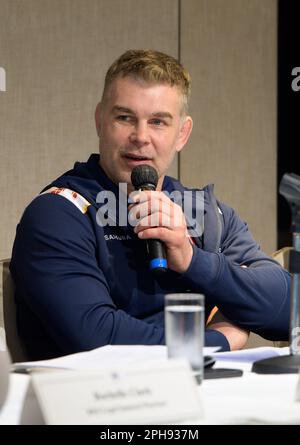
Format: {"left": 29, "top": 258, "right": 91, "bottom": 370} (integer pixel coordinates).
{"left": 131, "top": 165, "right": 158, "bottom": 190}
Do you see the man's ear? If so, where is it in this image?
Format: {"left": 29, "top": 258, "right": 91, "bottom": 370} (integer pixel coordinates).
{"left": 95, "top": 102, "right": 102, "bottom": 137}
{"left": 176, "top": 116, "right": 193, "bottom": 153}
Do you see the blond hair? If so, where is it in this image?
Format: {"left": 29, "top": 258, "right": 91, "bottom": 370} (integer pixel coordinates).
{"left": 101, "top": 49, "right": 191, "bottom": 114}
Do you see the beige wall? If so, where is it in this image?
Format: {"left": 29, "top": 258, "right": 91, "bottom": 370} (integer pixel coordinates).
{"left": 0, "top": 0, "right": 277, "bottom": 260}
{"left": 181, "top": 0, "right": 277, "bottom": 255}
{"left": 0, "top": 0, "right": 179, "bottom": 259}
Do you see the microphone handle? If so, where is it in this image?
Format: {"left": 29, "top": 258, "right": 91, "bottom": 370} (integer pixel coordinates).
{"left": 146, "top": 239, "right": 167, "bottom": 272}
{"left": 138, "top": 184, "right": 168, "bottom": 274}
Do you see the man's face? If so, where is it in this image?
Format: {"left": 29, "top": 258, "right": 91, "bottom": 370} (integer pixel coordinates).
{"left": 95, "top": 76, "right": 193, "bottom": 191}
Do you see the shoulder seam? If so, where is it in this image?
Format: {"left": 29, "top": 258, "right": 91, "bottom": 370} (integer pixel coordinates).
{"left": 40, "top": 187, "right": 91, "bottom": 214}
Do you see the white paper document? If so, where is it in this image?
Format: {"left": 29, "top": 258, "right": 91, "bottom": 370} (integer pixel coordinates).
{"left": 212, "top": 346, "right": 289, "bottom": 363}
{"left": 12, "top": 345, "right": 219, "bottom": 372}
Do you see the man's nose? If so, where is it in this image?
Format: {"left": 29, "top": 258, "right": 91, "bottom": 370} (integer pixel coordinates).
{"left": 129, "top": 122, "right": 150, "bottom": 147}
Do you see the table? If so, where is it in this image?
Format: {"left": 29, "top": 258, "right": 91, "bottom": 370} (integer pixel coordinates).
{"left": 1, "top": 347, "right": 300, "bottom": 425}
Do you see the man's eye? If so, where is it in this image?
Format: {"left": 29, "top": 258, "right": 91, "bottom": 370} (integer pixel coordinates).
{"left": 117, "top": 115, "right": 132, "bottom": 122}
{"left": 151, "top": 119, "right": 165, "bottom": 126}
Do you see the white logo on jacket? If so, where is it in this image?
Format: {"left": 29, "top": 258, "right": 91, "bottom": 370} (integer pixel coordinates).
{"left": 104, "top": 234, "right": 132, "bottom": 241}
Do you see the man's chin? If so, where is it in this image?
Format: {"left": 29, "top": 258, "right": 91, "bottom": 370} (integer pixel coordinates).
{"left": 113, "top": 173, "right": 132, "bottom": 188}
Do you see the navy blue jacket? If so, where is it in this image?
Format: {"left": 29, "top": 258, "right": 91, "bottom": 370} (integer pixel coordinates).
{"left": 10, "top": 154, "right": 290, "bottom": 360}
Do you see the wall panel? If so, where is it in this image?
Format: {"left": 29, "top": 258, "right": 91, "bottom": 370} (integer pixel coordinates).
{"left": 0, "top": 0, "right": 178, "bottom": 258}
{"left": 180, "top": 0, "right": 277, "bottom": 254}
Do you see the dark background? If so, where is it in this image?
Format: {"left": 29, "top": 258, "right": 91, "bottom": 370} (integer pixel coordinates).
{"left": 277, "top": 0, "right": 300, "bottom": 248}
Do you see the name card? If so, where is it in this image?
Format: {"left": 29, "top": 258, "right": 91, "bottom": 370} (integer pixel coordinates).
{"left": 29, "top": 359, "right": 203, "bottom": 425}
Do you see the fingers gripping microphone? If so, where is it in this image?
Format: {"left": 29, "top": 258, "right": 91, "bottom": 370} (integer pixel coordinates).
{"left": 131, "top": 165, "right": 167, "bottom": 275}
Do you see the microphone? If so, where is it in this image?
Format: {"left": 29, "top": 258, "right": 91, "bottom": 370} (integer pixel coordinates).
{"left": 131, "top": 165, "right": 167, "bottom": 275}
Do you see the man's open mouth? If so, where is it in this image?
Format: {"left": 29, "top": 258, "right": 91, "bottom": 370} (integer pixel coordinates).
{"left": 123, "top": 154, "right": 151, "bottom": 161}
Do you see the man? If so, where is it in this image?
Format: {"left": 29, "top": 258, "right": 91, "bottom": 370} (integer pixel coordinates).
{"left": 10, "top": 50, "right": 290, "bottom": 360}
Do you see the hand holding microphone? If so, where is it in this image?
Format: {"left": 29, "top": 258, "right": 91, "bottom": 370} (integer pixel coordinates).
{"left": 131, "top": 165, "right": 167, "bottom": 276}
{"left": 130, "top": 165, "right": 193, "bottom": 275}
